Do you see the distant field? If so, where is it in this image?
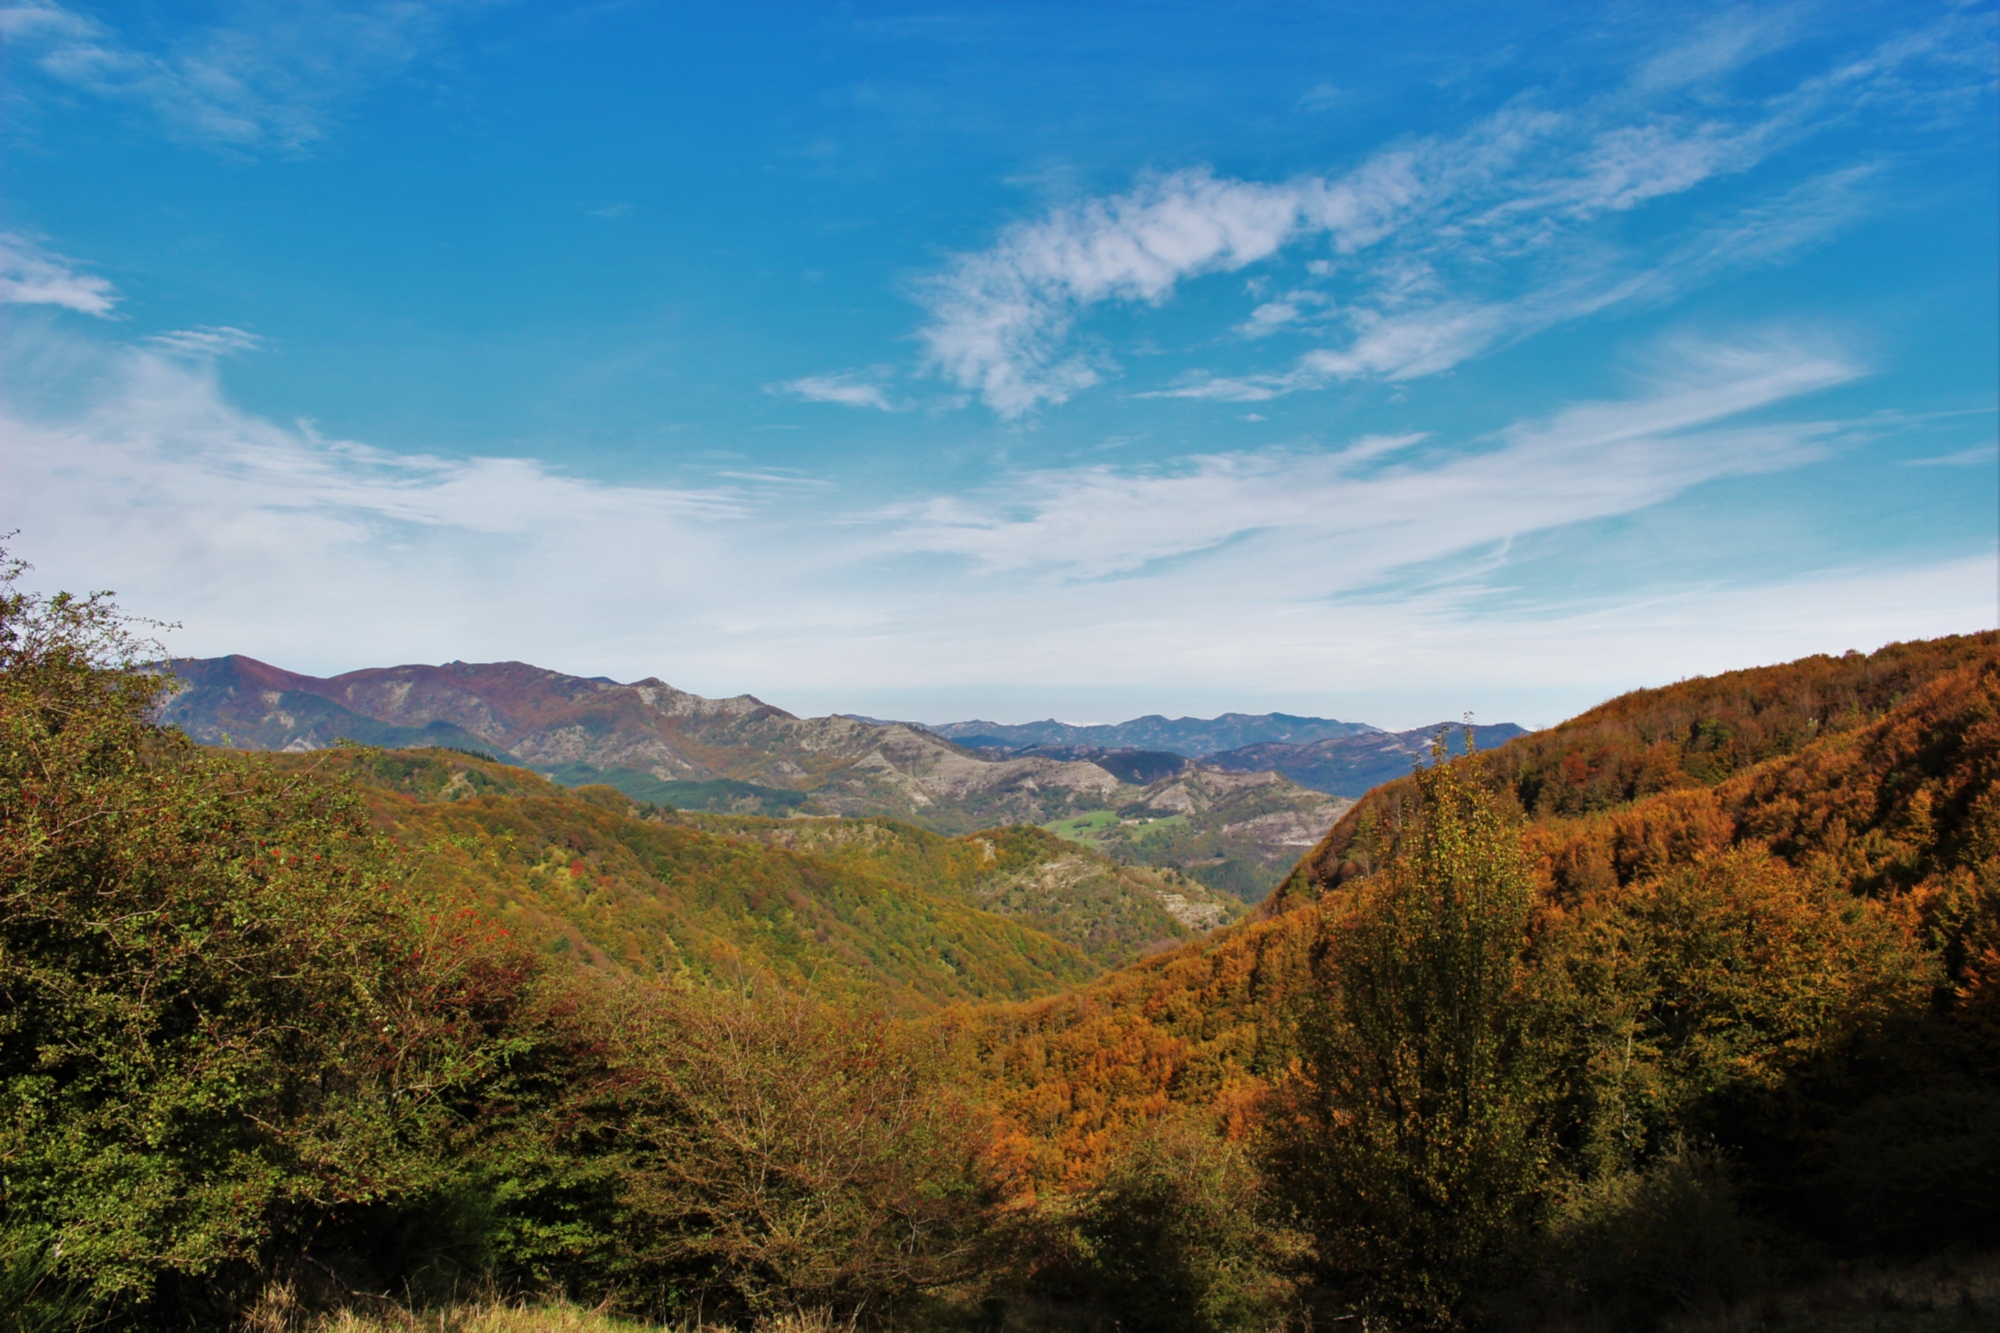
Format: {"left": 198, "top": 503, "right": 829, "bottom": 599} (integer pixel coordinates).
{"left": 1044, "top": 808, "right": 1285, "bottom": 900}
{"left": 1042, "top": 810, "right": 1119, "bottom": 841}
{"left": 1119, "top": 813, "right": 1190, "bottom": 842}
{"left": 1043, "top": 810, "right": 1190, "bottom": 843}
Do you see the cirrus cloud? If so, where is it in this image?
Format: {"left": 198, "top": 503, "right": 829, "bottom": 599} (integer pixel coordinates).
{"left": 904, "top": 9, "right": 1989, "bottom": 417}
{"left": 0, "top": 232, "right": 119, "bottom": 315}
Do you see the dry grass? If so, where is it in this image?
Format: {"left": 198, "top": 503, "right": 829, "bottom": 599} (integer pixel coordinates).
{"left": 315, "top": 1299, "right": 649, "bottom": 1332}
{"left": 1660, "top": 1250, "right": 2000, "bottom": 1333}
{"left": 248, "top": 1253, "right": 2000, "bottom": 1333}
{"left": 247, "top": 1290, "right": 860, "bottom": 1333}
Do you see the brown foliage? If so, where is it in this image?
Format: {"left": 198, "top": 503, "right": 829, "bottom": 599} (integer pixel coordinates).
{"left": 1295, "top": 631, "right": 1999, "bottom": 900}
{"left": 960, "top": 634, "right": 2000, "bottom": 1219}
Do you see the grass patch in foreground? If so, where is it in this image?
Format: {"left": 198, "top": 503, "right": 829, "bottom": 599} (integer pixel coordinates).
{"left": 261, "top": 1295, "right": 854, "bottom": 1332}
{"left": 254, "top": 1252, "right": 2000, "bottom": 1333}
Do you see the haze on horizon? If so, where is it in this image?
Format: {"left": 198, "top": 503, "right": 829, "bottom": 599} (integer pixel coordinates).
{"left": 1, "top": 0, "right": 1995, "bottom": 732}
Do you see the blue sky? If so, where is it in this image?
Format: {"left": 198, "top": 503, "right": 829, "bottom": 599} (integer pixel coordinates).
{"left": 2, "top": 0, "right": 1995, "bottom": 728}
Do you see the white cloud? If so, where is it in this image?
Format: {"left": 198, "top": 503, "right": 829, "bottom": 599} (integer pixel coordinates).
{"left": 0, "top": 336, "right": 767, "bottom": 682}
{"left": 2, "top": 327, "right": 1984, "bottom": 730}
{"left": 885, "top": 339, "right": 1857, "bottom": 581}
{"left": 3, "top": 1, "right": 471, "bottom": 152}
{"left": 145, "top": 326, "right": 263, "bottom": 358}
{"left": 1907, "top": 444, "right": 1999, "bottom": 468}
{"left": 0, "top": 232, "right": 118, "bottom": 315}
{"left": 1296, "top": 82, "right": 1344, "bottom": 112}
{"left": 916, "top": 12, "right": 1988, "bottom": 416}
{"left": 0, "top": 4, "right": 92, "bottom": 38}
{"left": 1234, "top": 290, "right": 1331, "bottom": 339}
{"left": 773, "top": 372, "right": 900, "bottom": 411}
{"left": 1632, "top": 10, "right": 1798, "bottom": 91}
{"left": 1147, "top": 166, "right": 1877, "bottom": 403}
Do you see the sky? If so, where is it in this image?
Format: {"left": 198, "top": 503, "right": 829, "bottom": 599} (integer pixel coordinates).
{"left": 1, "top": 0, "right": 1995, "bottom": 730}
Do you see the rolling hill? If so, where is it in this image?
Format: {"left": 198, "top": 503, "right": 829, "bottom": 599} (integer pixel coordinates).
{"left": 1044, "top": 767, "right": 1353, "bottom": 899}
{"left": 268, "top": 745, "right": 1244, "bottom": 1011}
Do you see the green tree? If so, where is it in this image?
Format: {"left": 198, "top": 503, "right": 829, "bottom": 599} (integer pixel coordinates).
{"left": 0, "top": 553, "right": 539, "bottom": 1322}
{"left": 1268, "top": 740, "right": 1549, "bottom": 1329}
{"left": 1060, "top": 1110, "right": 1304, "bottom": 1333}
{"left": 586, "top": 984, "right": 993, "bottom": 1324}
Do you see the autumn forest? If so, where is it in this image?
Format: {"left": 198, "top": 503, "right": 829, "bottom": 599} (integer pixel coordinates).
{"left": 4, "top": 557, "right": 1997, "bottom": 1333}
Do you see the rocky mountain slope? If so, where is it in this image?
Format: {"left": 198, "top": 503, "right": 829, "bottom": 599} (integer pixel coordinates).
{"left": 162, "top": 656, "right": 1125, "bottom": 822}
{"left": 159, "top": 656, "right": 1345, "bottom": 898}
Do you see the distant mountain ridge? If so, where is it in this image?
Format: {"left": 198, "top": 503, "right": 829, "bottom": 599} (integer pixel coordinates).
{"left": 158, "top": 656, "right": 1116, "bottom": 824}
{"left": 899, "top": 714, "right": 1532, "bottom": 798}
{"left": 157, "top": 656, "right": 1356, "bottom": 900}
{"left": 917, "top": 712, "right": 1381, "bottom": 756}
{"left": 1203, "top": 722, "right": 1530, "bottom": 797}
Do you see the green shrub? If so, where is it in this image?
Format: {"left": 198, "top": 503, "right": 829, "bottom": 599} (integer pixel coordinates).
{"left": 0, "top": 556, "right": 542, "bottom": 1322}
{"left": 584, "top": 986, "right": 992, "bottom": 1323}
{"left": 1528, "top": 1145, "right": 1771, "bottom": 1330}
{"left": 1062, "top": 1111, "right": 1302, "bottom": 1333}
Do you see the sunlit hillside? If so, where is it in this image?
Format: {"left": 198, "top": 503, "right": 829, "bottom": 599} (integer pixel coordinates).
{"left": 7, "top": 567, "right": 1994, "bottom": 1333}
{"left": 956, "top": 631, "right": 2000, "bottom": 1221}
{"left": 273, "top": 746, "right": 1242, "bottom": 1009}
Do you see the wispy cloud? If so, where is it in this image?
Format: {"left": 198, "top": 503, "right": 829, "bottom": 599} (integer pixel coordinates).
{"left": 0, "top": 232, "right": 118, "bottom": 315}
{"left": 1295, "top": 82, "right": 1344, "bottom": 112}
{"left": 2, "top": 325, "right": 1984, "bottom": 724}
{"left": 1, "top": 1, "right": 475, "bottom": 152}
{"left": 0, "top": 332, "right": 766, "bottom": 680}
{"left": 886, "top": 338, "right": 1859, "bottom": 580}
{"left": 1907, "top": 444, "right": 1999, "bottom": 468}
{"left": 1143, "top": 167, "right": 1876, "bottom": 403}
{"left": 913, "top": 11, "right": 1989, "bottom": 416}
{"left": 772, "top": 371, "right": 901, "bottom": 411}
{"left": 145, "top": 326, "right": 263, "bottom": 358}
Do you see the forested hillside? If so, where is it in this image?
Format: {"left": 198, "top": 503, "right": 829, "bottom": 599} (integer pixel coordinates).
{"left": 269, "top": 747, "right": 1240, "bottom": 1009}
{"left": 6, "top": 555, "right": 1993, "bottom": 1333}
{"left": 950, "top": 630, "right": 2000, "bottom": 1324}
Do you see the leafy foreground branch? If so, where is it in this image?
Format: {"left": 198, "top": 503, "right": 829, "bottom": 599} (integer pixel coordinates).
{"left": 2, "top": 555, "right": 1996, "bottom": 1332}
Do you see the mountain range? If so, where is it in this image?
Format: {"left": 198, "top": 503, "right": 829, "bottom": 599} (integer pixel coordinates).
{"left": 912, "top": 713, "right": 1380, "bottom": 755}
{"left": 156, "top": 656, "right": 1367, "bottom": 899}
{"left": 1200, "top": 720, "right": 1528, "bottom": 795}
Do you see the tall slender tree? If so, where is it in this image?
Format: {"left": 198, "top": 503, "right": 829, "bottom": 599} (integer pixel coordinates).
{"left": 1271, "top": 739, "right": 1549, "bottom": 1329}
